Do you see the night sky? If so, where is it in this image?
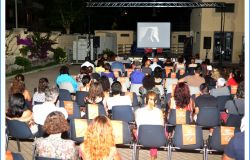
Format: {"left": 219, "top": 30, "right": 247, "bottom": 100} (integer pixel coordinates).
{"left": 6, "top": 0, "right": 192, "bottom": 33}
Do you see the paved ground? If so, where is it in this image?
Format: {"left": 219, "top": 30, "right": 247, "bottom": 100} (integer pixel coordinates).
{"left": 6, "top": 64, "right": 223, "bottom": 160}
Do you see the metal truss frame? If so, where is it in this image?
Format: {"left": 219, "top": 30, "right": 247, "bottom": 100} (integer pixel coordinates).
{"left": 86, "top": 2, "right": 224, "bottom": 8}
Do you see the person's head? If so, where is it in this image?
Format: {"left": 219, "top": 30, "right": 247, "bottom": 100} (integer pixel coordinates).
{"left": 99, "top": 76, "right": 110, "bottom": 92}
{"left": 211, "top": 68, "right": 221, "bottom": 80}
{"left": 97, "top": 60, "right": 104, "bottom": 67}
{"left": 194, "top": 67, "right": 202, "bottom": 75}
{"left": 200, "top": 83, "right": 209, "bottom": 95}
{"left": 216, "top": 78, "right": 226, "bottom": 87}
{"left": 6, "top": 93, "right": 26, "bottom": 118}
{"left": 142, "top": 75, "right": 155, "bottom": 90}
{"left": 174, "top": 82, "right": 191, "bottom": 108}
{"left": 59, "top": 66, "right": 69, "bottom": 75}
{"left": 10, "top": 79, "right": 25, "bottom": 95}
{"left": 145, "top": 91, "right": 157, "bottom": 109}
{"left": 153, "top": 67, "right": 163, "bottom": 78}
{"left": 153, "top": 57, "right": 158, "bottom": 63}
{"left": 43, "top": 111, "right": 69, "bottom": 135}
{"left": 80, "top": 66, "right": 89, "bottom": 75}
{"left": 111, "top": 81, "right": 122, "bottom": 96}
{"left": 45, "top": 87, "right": 59, "bottom": 102}
{"left": 103, "top": 63, "right": 111, "bottom": 71}
{"left": 177, "top": 57, "right": 184, "bottom": 63}
{"left": 145, "top": 59, "right": 151, "bottom": 66}
{"left": 166, "top": 57, "right": 172, "bottom": 63}
{"left": 38, "top": 78, "right": 49, "bottom": 93}
{"left": 236, "top": 81, "right": 244, "bottom": 98}
{"left": 88, "top": 82, "right": 104, "bottom": 102}
{"left": 83, "top": 116, "right": 115, "bottom": 159}
{"left": 88, "top": 66, "right": 93, "bottom": 74}
{"left": 190, "top": 57, "right": 195, "bottom": 64}
{"left": 14, "top": 74, "right": 25, "bottom": 82}
{"left": 81, "top": 75, "right": 91, "bottom": 87}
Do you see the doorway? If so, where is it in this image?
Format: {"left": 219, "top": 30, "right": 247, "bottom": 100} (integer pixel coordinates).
{"left": 213, "top": 32, "right": 233, "bottom": 62}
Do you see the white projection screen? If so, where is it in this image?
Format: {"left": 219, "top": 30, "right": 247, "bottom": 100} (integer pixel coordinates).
{"left": 137, "top": 22, "right": 171, "bottom": 48}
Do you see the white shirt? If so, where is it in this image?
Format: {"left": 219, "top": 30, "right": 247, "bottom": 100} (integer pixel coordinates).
{"left": 33, "top": 102, "right": 68, "bottom": 125}
{"left": 135, "top": 107, "right": 164, "bottom": 129}
{"left": 107, "top": 95, "right": 132, "bottom": 110}
{"left": 32, "top": 92, "right": 45, "bottom": 105}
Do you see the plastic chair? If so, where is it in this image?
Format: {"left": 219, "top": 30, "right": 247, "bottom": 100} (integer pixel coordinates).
{"left": 226, "top": 114, "right": 243, "bottom": 128}
{"left": 75, "top": 91, "right": 88, "bottom": 106}
{"left": 134, "top": 125, "right": 168, "bottom": 160}
{"left": 204, "top": 126, "right": 240, "bottom": 160}
{"left": 6, "top": 119, "right": 35, "bottom": 152}
{"left": 168, "top": 109, "right": 191, "bottom": 126}
{"left": 70, "top": 119, "right": 90, "bottom": 144}
{"left": 59, "top": 89, "right": 72, "bottom": 107}
{"left": 85, "top": 104, "right": 107, "bottom": 119}
{"left": 12, "top": 152, "right": 25, "bottom": 160}
{"left": 170, "top": 124, "right": 204, "bottom": 160}
{"left": 216, "top": 95, "right": 231, "bottom": 111}
{"left": 61, "top": 101, "right": 81, "bottom": 121}
{"left": 196, "top": 107, "right": 220, "bottom": 128}
{"left": 112, "top": 105, "right": 134, "bottom": 123}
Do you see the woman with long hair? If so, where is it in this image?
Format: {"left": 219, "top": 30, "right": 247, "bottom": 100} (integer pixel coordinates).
{"left": 79, "top": 116, "right": 121, "bottom": 160}
{"left": 85, "top": 82, "right": 104, "bottom": 105}
{"left": 32, "top": 78, "right": 49, "bottom": 105}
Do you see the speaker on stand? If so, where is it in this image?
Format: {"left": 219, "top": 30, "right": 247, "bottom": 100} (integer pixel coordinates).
{"left": 203, "top": 37, "right": 211, "bottom": 59}
{"left": 93, "top": 36, "right": 100, "bottom": 60}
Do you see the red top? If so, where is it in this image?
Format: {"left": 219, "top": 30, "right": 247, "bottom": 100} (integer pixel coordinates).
{"left": 227, "top": 78, "right": 238, "bottom": 86}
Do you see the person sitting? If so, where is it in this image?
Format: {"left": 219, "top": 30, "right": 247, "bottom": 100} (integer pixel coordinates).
{"left": 194, "top": 83, "right": 217, "bottom": 121}
{"left": 135, "top": 91, "right": 164, "bottom": 160}
{"left": 141, "top": 59, "right": 152, "bottom": 76}
{"left": 226, "top": 69, "right": 238, "bottom": 87}
{"left": 153, "top": 67, "right": 165, "bottom": 97}
{"left": 130, "top": 62, "right": 145, "bottom": 96}
{"left": 101, "top": 63, "right": 115, "bottom": 80}
{"left": 84, "top": 82, "right": 105, "bottom": 107}
{"left": 111, "top": 57, "right": 125, "bottom": 74}
{"left": 179, "top": 67, "right": 205, "bottom": 88}
{"left": 6, "top": 93, "right": 37, "bottom": 134}
{"left": 76, "top": 66, "right": 89, "bottom": 83}
{"left": 79, "top": 75, "right": 91, "bottom": 92}
{"left": 210, "top": 77, "right": 230, "bottom": 97}
{"left": 79, "top": 116, "right": 121, "bottom": 160}
{"left": 150, "top": 57, "right": 162, "bottom": 71}
{"left": 187, "top": 57, "right": 198, "bottom": 75}
{"left": 34, "top": 111, "right": 77, "bottom": 159}
{"left": 56, "top": 65, "right": 78, "bottom": 93}
{"left": 106, "top": 81, "right": 132, "bottom": 111}
{"left": 174, "top": 56, "right": 185, "bottom": 73}
{"left": 225, "top": 81, "right": 244, "bottom": 115}
{"left": 9, "top": 77, "right": 32, "bottom": 108}
{"left": 32, "top": 78, "right": 49, "bottom": 105}
{"left": 164, "top": 57, "right": 174, "bottom": 67}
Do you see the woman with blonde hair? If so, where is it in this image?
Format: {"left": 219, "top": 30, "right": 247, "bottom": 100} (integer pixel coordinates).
{"left": 79, "top": 116, "right": 121, "bottom": 160}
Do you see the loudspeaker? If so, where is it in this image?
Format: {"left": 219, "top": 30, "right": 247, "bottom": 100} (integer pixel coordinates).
{"left": 93, "top": 36, "right": 100, "bottom": 48}
{"left": 203, "top": 37, "right": 211, "bottom": 49}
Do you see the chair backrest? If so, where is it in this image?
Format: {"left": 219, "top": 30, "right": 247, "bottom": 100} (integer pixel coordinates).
{"left": 6, "top": 119, "right": 33, "bottom": 139}
{"left": 168, "top": 109, "right": 191, "bottom": 125}
{"left": 210, "top": 126, "right": 238, "bottom": 151}
{"left": 59, "top": 89, "right": 72, "bottom": 107}
{"left": 110, "top": 120, "right": 132, "bottom": 144}
{"left": 12, "top": 152, "right": 25, "bottom": 160}
{"left": 75, "top": 91, "right": 88, "bottom": 106}
{"left": 196, "top": 107, "right": 220, "bottom": 128}
{"left": 112, "top": 105, "right": 134, "bottom": 123}
{"left": 226, "top": 114, "right": 243, "bottom": 128}
{"left": 138, "top": 125, "right": 167, "bottom": 148}
{"left": 216, "top": 95, "right": 231, "bottom": 111}
{"left": 61, "top": 101, "right": 81, "bottom": 120}
{"left": 58, "top": 82, "right": 75, "bottom": 93}
{"left": 86, "top": 104, "right": 107, "bottom": 119}
{"left": 70, "top": 119, "right": 89, "bottom": 143}
{"left": 34, "top": 101, "right": 44, "bottom": 105}
{"left": 173, "top": 124, "right": 203, "bottom": 150}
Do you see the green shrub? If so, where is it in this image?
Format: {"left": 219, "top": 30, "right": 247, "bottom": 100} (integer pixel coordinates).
{"left": 19, "top": 46, "right": 29, "bottom": 56}
{"left": 15, "top": 56, "right": 32, "bottom": 68}
{"left": 53, "top": 47, "right": 67, "bottom": 63}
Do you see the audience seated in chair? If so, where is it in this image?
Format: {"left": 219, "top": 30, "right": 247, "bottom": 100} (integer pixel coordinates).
{"left": 135, "top": 91, "right": 164, "bottom": 160}
{"left": 34, "top": 111, "right": 77, "bottom": 159}
{"left": 79, "top": 116, "right": 121, "bottom": 160}
{"left": 32, "top": 78, "right": 49, "bottom": 106}
{"left": 6, "top": 93, "right": 37, "bottom": 134}
{"left": 56, "top": 65, "right": 78, "bottom": 93}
